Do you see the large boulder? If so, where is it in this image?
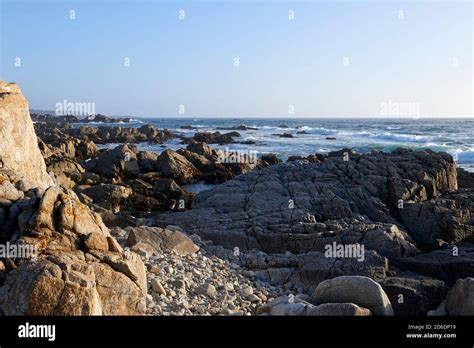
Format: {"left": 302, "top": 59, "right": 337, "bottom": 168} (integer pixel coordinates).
{"left": 126, "top": 225, "right": 199, "bottom": 256}
{"left": 155, "top": 150, "right": 200, "bottom": 185}
{"left": 0, "top": 186, "right": 147, "bottom": 315}
{"left": 0, "top": 81, "right": 53, "bottom": 190}
{"left": 82, "top": 184, "right": 133, "bottom": 211}
{"left": 311, "top": 276, "right": 394, "bottom": 316}
{"left": 259, "top": 295, "right": 371, "bottom": 316}
{"left": 445, "top": 277, "right": 474, "bottom": 315}
{"left": 85, "top": 144, "right": 139, "bottom": 180}
{"left": 380, "top": 276, "right": 448, "bottom": 316}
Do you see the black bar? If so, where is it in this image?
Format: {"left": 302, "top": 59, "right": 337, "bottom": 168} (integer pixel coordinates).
{"left": 0, "top": 316, "right": 473, "bottom": 347}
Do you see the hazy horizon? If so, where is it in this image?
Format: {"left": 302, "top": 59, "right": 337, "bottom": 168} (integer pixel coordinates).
{"left": 2, "top": 0, "right": 473, "bottom": 118}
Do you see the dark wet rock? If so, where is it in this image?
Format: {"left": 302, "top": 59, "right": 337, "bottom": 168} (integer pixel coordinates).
{"left": 85, "top": 144, "right": 139, "bottom": 180}
{"left": 153, "top": 178, "right": 195, "bottom": 211}
{"left": 380, "top": 276, "right": 448, "bottom": 315}
{"left": 393, "top": 245, "right": 474, "bottom": 286}
{"left": 445, "top": 277, "right": 474, "bottom": 315}
{"left": 261, "top": 153, "right": 282, "bottom": 166}
{"left": 457, "top": 168, "right": 474, "bottom": 189}
{"left": 292, "top": 251, "right": 389, "bottom": 293}
{"left": 82, "top": 184, "right": 133, "bottom": 211}
{"left": 398, "top": 191, "right": 474, "bottom": 248}
{"left": 187, "top": 131, "right": 241, "bottom": 144}
{"left": 179, "top": 125, "right": 201, "bottom": 130}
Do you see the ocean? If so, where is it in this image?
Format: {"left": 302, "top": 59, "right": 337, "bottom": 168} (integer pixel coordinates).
{"left": 89, "top": 118, "right": 474, "bottom": 172}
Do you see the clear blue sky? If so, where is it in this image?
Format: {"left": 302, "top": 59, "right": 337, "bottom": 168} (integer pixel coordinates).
{"left": 1, "top": 0, "right": 472, "bottom": 118}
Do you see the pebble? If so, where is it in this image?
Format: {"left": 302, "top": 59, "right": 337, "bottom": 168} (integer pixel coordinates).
{"left": 151, "top": 279, "right": 166, "bottom": 296}
{"left": 143, "top": 239, "right": 289, "bottom": 316}
{"left": 240, "top": 286, "right": 254, "bottom": 296}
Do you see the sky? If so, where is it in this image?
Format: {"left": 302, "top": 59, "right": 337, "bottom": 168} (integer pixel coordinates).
{"left": 0, "top": 0, "right": 472, "bottom": 118}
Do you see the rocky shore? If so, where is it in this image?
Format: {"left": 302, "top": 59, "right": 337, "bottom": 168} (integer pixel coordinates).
{"left": 1, "top": 80, "right": 473, "bottom": 316}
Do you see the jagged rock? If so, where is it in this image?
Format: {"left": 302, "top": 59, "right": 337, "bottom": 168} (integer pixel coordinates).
{"left": 177, "top": 149, "right": 213, "bottom": 172}
{"left": 153, "top": 178, "right": 195, "bottom": 210}
{"left": 156, "top": 149, "right": 459, "bottom": 256}
{"left": 85, "top": 144, "right": 139, "bottom": 180}
{"left": 457, "top": 168, "right": 474, "bottom": 189}
{"left": 155, "top": 150, "right": 200, "bottom": 185}
{"left": 82, "top": 184, "right": 133, "bottom": 211}
{"left": 187, "top": 131, "right": 240, "bottom": 144}
{"left": 394, "top": 245, "right": 474, "bottom": 286}
{"left": 0, "top": 186, "right": 146, "bottom": 315}
{"left": 136, "top": 151, "right": 159, "bottom": 172}
{"left": 66, "top": 124, "right": 175, "bottom": 144}
{"left": 398, "top": 192, "right": 474, "bottom": 248}
{"left": 261, "top": 153, "right": 282, "bottom": 166}
{"left": 0, "top": 178, "right": 24, "bottom": 201}
{"left": 445, "top": 277, "right": 474, "bottom": 315}
{"left": 0, "top": 81, "right": 53, "bottom": 190}
{"left": 311, "top": 276, "right": 394, "bottom": 316}
{"left": 186, "top": 141, "right": 215, "bottom": 157}
{"left": 46, "top": 156, "right": 85, "bottom": 174}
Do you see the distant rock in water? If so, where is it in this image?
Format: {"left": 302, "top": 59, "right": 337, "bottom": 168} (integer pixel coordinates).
{"left": 31, "top": 112, "right": 133, "bottom": 124}
{"left": 216, "top": 124, "right": 258, "bottom": 131}
{"left": 0, "top": 81, "right": 53, "bottom": 190}
{"left": 65, "top": 124, "right": 175, "bottom": 144}
{"left": 180, "top": 125, "right": 201, "bottom": 130}
{"left": 31, "top": 113, "right": 79, "bottom": 124}
{"left": 276, "top": 133, "right": 294, "bottom": 138}
{"left": 77, "top": 114, "right": 133, "bottom": 123}
{"left": 185, "top": 131, "right": 241, "bottom": 144}
{"left": 326, "top": 137, "right": 336, "bottom": 140}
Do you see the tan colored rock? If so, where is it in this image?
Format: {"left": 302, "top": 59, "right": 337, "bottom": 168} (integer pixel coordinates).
{"left": 311, "top": 276, "right": 394, "bottom": 316}
{"left": 0, "top": 81, "right": 53, "bottom": 190}
{"left": 0, "top": 187, "right": 146, "bottom": 315}
{"left": 126, "top": 225, "right": 199, "bottom": 256}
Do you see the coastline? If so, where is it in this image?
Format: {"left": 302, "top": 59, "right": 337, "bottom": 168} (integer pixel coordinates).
{"left": 0, "top": 82, "right": 473, "bottom": 317}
